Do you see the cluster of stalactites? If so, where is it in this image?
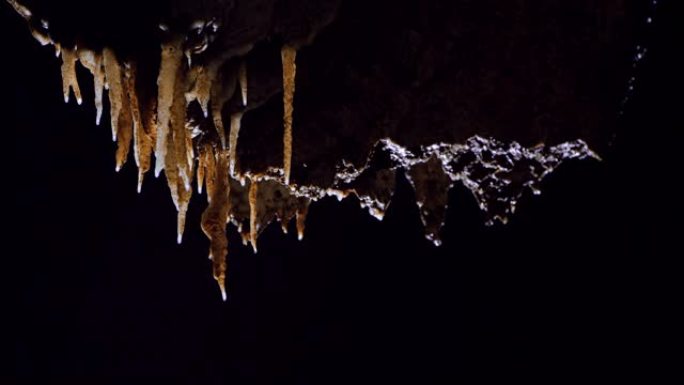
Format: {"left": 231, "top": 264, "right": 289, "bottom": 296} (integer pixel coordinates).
{"left": 13, "top": 0, "right": 602, "bottom": 301}
{"left": 9, "top": 0, "right": 306, "bottom": 299}
{"left": 43, "top": 32, "right": 302, "bottom": 300}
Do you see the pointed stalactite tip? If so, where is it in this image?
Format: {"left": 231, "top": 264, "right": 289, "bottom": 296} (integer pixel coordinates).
{"left": 219, "top": 283, "right": 227, "bottom": 301}
{"left": 137, "top": 171, "right": 144, "bottom": 193}
{"left": 249, "top": 179, "right": 259, "bottom": 254}
{"left": 239, "top": 61, "right": 248, "bottom": 106}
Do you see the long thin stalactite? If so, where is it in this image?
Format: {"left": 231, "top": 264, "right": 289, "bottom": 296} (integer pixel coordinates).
{"left": 281, "top": 45, "right": 297, "bottom": 185}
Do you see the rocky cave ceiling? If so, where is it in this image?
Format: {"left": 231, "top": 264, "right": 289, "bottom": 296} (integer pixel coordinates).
{"left": 7, "top": 0, "right": 648, "bottom": 298}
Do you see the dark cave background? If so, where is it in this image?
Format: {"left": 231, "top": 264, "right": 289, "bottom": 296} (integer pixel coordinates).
{"left": 6, "top": 1, "right": 680, "bottom": 384}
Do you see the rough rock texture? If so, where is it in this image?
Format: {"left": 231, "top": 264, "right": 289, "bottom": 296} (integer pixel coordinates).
{"left": 7, "top": 0, "right": 644, "bottom": 294}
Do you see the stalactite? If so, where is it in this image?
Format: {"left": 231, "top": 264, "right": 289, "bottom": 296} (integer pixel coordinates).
{"left": 165, "top": 59, "right": 193, "bottom": 243}
{"left": 238, "top": 61, "right": 248, "bottom": 106}
{"left": 155, "top": 37, "right": 184, "bottom": 177}
{"left": 229, "top": 112, "right": 243, "bottom": 176}
{"left": 197, "top": 144, "right": 211, "bottom": 197}
{"left": 186, "top": 65, "right": 216, "bottom": 117}
{"left": 171, "top": 64, "right": 191, "bottom": 190}
{"left": 163, "top": 127, "right": 182, "bottom": 241}
{"left": 197, "top": 145, "right": 207, "bottom": 195}
{"left": 161, "top": 105, "right": 181, "bottom": 243}
{"left": 249, "top": 179, "right": 259, "bottom": 253}
{"left": 211, "top": 67, "right": 237, "bottom": 150}
{"left": 212, "top": 104, "right": 226, "bottom": 150}
{"left": 176, "top": 181, "right": 192, "bottom": 244}
{"left": 201, "top": 150, "right": 230, "bottom": 300}
{"left": 8, "top": 0, "right": 50, "bottom": 45}
{"left": 30, "top": 27, "right": 50, "bottom": 46}
{"left": 210, "top": 92, "right": 226, "bottom": 149}
{"left": 116, "top": 91, "right": 133, "bottom": 171}
{"left": 115, "top": 76, "right": 133, "bottom": 172}
{"left": 406, "top": 157, "right": 452, "bottom": 246}
{"left": 281, "top": 46, "right": 297, "bottom": 185}
{"left": 296, "top": 199, "right": 310, "bottom": 241}
{"left": 7, "top": 0, "right": 30, "bottom": 20}
{"left": 143, "top": 98, "right": 158, "bottom": 142}
{"left": 101, "top": 49, "right": 133, "bottom": 171}
{"left": 103, "top": 48, "right": 124, "bottom": 142}
{"left": 60, "top": 46, "right": 82, "bottom": 105}
{"left": 140, "top": 97, "right": 158, "bottom": 190}
{"left": 77, "top": 49, "right": 105, "bottom": 125}
{"left": 204, "top": 145, "right": 218, "bottom": 200}
{"left": 184, "top": 121, "right": 195, "bottom": 191}
{"left": 123, "top": 62, "right": 151, "bottom": 192}
{"left": 240, "top": 231, "right": 250, "bottom": 247}
{"left": 116, "top": 106, "right": 133, "bottom": 172}
{"left": 124, "top": 63, "right": 143, "bottom": 163}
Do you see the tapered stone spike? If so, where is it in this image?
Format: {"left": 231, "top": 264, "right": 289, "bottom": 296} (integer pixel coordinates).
{"left": 7, "top": 0, "right": 31, "bottom": 19}
{"left": 77, "top": 49, "right": 105, "bottom": 125}
{"left": 30, "top": 27, "right": 51, "bottom": 45}
{"left": 114, "top": 70, "right": 133, "bottom": 172}
{"left": 238, "top": 61, "right": 248, "bottom": 106}
{"left": 103, "top": 48, "right": 124, "bottom": 142}
{"left": 140, "top": 98, "right": 157, "bottom": 190}
{"left": 123, "top": 62, "right": 151, "bottom": 191}
{"left": 186, "top": 65, "right": 216, "bottom": 117}
{"left": 197, "top": 146, "right": 206, "bottom": 195}
{"left": 176, "top": 178, "right": 192, "bottom": 244}
{"left": 201, "top": 151, "right": 230, "bottom": 301}
{"left": 169, "top": 62, "right": 192, "bottom": 190}
{"left": 296, "top": 199, "right": 310, "bottom": 241}
{"left": 60, "top": 47, "right": 81, "bottom": 105}
{"left": 281, "top": 46, "right": 297, "bottom": 185}
{"left": 155, "top": 37, "right": 184, "bottom": 177}
{"left": 210, "top": 63, "right": 237, "bottom": 150}
{"left": 203, "top": 146, "right": 217, "bottom": 201}
{"left": 229, "top": 112, "right": 243, "bottom": 177}
{"left": 249, "top": 179, "right": 259, "bottom": 253}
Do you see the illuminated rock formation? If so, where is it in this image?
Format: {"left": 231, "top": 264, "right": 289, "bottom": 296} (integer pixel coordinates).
{"left": 6, "top": 0, "right": 645, "bottom": 298}
{"left": 281, "top": 45, "right": 296, "bottom": 185}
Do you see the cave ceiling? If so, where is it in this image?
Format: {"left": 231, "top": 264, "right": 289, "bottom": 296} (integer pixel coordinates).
{"left": 7, "top": 0, "right": 645, "bottom": 297}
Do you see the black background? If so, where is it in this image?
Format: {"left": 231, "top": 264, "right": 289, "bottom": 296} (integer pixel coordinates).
{"left": 7, "top": 1, "right": 680, "bottom": 384}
